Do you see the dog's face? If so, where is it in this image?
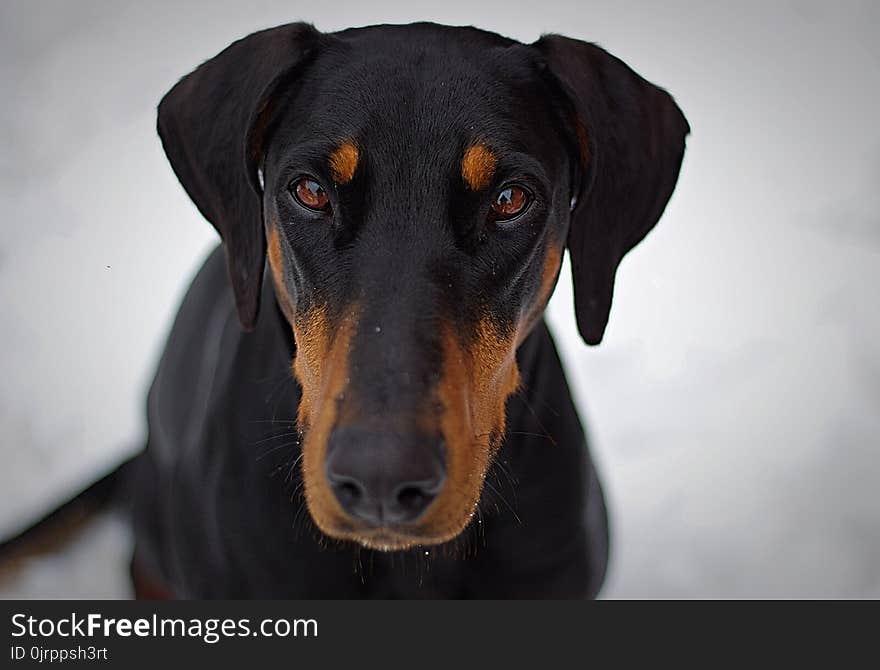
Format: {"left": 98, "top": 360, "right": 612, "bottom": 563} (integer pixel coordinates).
{"left": 261, "top": 28, "right": 573, "bottom": 548}
{"left": 158, "top": 23, "right": 688, "bottom": 550}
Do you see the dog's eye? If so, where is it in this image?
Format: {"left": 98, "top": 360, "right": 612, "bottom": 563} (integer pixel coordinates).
{"left": 290, "top": 177, "right": 331, "bottom": 212}
{"left": 489, "top": 185, "right": 530, "bottom": 222}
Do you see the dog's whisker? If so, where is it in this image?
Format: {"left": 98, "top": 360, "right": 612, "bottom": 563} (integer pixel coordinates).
{"left": 508, "top": 396, "right": 558, "bottom": 448}
{"left": 254, "top": 442, "right": 300, "bottom": 463}
{"left": 482, "top": 479, "right": 522, "bottom": 525}
{"left": 250, "top": 431, "right": 299, "bottom": 447}
{"left": 263, "top": 373, "right": 295, "bottom": 405}
{"left": 289, "top": 479, "right": 306, "bottom": 502}
{"left": 515, "top": 380, "right": 560, "bottom": 418}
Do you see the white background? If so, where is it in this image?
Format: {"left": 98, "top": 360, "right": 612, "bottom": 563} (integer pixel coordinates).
{"left": 1, "top": 0, "right": 878, "bottom": 597}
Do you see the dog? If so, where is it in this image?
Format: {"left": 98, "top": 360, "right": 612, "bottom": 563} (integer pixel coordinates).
{"left": 125, "top": 21, "right": 689, "bottom": 599}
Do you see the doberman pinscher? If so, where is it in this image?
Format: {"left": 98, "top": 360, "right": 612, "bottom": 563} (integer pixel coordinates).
{"left": 130, "top": 21, "right": 688, "bottom": 598}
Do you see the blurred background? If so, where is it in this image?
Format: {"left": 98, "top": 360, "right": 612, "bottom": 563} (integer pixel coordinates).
{"left": 1, "top": 0, "right": 878, "bottom": 598}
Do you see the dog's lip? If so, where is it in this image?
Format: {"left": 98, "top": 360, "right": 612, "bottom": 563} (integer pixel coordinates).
{"left": 357, "top": 528, "right": 414, "bottom": 547}
{"left": 322, "top": 516, "right": 438, "bottom": 549}
{"left": 341, "top": 520, "right": 426, "bottom": 539}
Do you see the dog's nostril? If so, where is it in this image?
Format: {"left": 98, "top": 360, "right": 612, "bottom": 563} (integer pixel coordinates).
{"left": 388, "top": 477, "right": 443, "bottom": 522}
{"left": 330, "top": 477, "right": 365, "bottom": 507}
{"left": 396, "top": 485, "right": 429, "bottom": 512}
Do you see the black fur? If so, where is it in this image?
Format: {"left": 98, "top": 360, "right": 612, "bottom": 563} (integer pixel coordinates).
{"left": 131, "top": 22, "right": 688, "bottom": 598}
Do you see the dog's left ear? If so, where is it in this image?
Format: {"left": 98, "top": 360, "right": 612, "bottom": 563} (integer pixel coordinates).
{"left": 158, "top": 22, "right": 324, "bottom": 330}
{"left": 534, "top": 35, "right": 690, "bottom": 345}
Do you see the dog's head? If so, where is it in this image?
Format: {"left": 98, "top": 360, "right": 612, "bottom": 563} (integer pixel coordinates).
{"left": 158, "top": 22, "right": 688, "bottom": 550}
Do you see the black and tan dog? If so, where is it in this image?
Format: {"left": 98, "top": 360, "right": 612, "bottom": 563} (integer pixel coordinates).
{"left": 125, "top": 21, "right": 689, "bottom": 598}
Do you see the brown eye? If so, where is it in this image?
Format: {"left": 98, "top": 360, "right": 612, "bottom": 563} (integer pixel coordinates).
{"left": 489, "top": 185, "right": 530, "bottom": 221}
{"left": 291, "top": 177, "right": 330, "bottom": 212}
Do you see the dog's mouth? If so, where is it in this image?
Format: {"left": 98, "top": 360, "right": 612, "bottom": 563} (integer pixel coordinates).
{"left": 341, "top": 529, "right": 417, "bottom": 553}
{"left": 310, "top": 510, "right": 471, "bottom": 552}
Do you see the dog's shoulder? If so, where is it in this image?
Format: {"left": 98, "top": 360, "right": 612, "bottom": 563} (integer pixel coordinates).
{"left": 147, "top": 245, "right": 294, "bottom": 460}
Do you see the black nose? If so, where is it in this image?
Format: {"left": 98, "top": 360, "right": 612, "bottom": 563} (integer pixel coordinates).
{"left": 325, "top": 426, "right": 446, "bottom": 526}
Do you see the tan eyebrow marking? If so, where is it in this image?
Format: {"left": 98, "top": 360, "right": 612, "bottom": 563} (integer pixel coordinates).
{"left": 329, "top": 141, "right": 359, "bottom": 184}
{"left": 461, "top": 144, "right": 497, "bottom": 191}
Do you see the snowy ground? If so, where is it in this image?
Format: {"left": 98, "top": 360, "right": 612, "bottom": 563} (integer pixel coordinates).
{"left": 1, "top": 1, "right": 878, "bottom": 598}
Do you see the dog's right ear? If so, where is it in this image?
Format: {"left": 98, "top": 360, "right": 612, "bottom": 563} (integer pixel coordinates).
{"left": 158, "top": 22, "right": 324, "bottom": 330}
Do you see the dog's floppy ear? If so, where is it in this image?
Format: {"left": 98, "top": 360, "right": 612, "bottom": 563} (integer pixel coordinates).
{"left": 534, "top": 35, "right": 689, "bottom": 344}
{"left": 158, "top": 22, "right": 323, "bottom": 330}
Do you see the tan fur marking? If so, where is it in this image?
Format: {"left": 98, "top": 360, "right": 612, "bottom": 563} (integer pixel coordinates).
{"left": 267, "top": 226, "right": 295, "bottom": 321}
{"left": 461, "top": 144, "right": 497, "bottom": 191}
{"left": 329, "top": 142, "right": 359, "bottom": 184}
{"left": 295, "top": 309, "right": 359, "bottom": 536}
{"left": 412, "top": 319, "right": 519, "bottom": 543}
{"left": 518, "top": 241, "right": 563, "bottom": 344}
{"left": 292, "top": 308, "right": 334, "bottom": 430}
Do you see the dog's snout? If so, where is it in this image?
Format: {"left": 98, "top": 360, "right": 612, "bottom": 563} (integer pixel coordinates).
{"left": 325, "top": 426, "right": 446, "bottom": 526}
